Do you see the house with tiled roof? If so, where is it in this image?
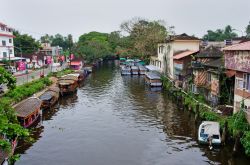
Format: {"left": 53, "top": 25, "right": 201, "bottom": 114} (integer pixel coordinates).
{"left": 223, "top": 41, "right": 250, "bottom": 123}
{"left": 150, "top": 33, "right": 200, "bottom": 79}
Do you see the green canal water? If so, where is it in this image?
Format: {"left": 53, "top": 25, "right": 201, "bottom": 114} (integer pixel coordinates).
{"left": 15, "top": 61, "right": 250, "bottom": 165}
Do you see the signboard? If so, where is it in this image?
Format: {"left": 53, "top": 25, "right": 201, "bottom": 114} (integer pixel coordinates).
{"left": 17, "top": 61, "right": 26, "bottom": 71}
{"left": 47, "top": 56, "right": 52, "bottom": 64}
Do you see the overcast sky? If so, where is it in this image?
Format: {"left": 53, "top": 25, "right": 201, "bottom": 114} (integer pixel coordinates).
{"left": 1, "top": 0, "right": 250, "bottom": 40}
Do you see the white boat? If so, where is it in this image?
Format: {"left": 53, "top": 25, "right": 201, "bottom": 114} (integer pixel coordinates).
{"left": 138, "top": 66, "right": 147, "bottom": 75}
{"left": 121, "top": 66, "right": 131, "bottom": 75}
{"left": 198, "top": 121, "right": 221, "bottom": 145}
{"left": 145, "top": 72, "right": 162, "bottom": 87}
{"left": 131, "top": 66, "right": 139, "bottom": 75}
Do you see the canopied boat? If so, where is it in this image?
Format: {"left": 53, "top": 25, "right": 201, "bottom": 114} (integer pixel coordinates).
{"left": 198, "top": 121, "right": 221, "bottom": 145}
{"left": 138, "top": 66, "right": 147, "bottom": 75}
{"left": 121, "top": 66, "right": 131, "bottom": 75}
{"left": 68, "top": 73, "right": 84, "bottom": 82}
{"left": 14, "top": 97, "right": 42, "bottom": 128}
{"left": 145, "top": 72, "right": 162, "bottom": 87}
{"left": 39, "top": 87, "right": 60, "bottom": 109}
{"left": 131, "top": 66, "right": 139, "bottom": 75}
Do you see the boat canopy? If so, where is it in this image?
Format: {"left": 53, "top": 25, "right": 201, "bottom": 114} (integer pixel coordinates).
{"left": 14, "top": 97, "right": 42, "bottom": 118}
{"left": 145, "top": 65, "right": 160, "bottom": 71}
{"left": 60, "top": 75, "right": 78, "bottom": 81}
{"left": 58, "top": 80, "right": 75, "bottom": 85}
{"left": 48, "top": 87, "right": 60, "bottom": 93}
{"left": 67, "top": 73, "right": 80, "bottom": 78}
{"left": 146, "top": 72, "right": 161, "bottom": 80}
{"left": 39, "top": 91, "right": 54, "bottom": 101}
{"left": 120, "top": 58, "right": 126, "bottom": 61}
{"left": 201, "top": 121, "right": 220, "bottom": 136}
{"left": 131, "top": 66, "right": 138, "bottom": 70}
{"left": 138, "top": 66, "right": 147, "bottom": 70}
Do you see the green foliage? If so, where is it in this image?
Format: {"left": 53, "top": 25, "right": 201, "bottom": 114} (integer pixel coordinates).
{"left": 13, "top": 31, "right": 40, "bottom": 54}
{"left": 246, "top": 21, "right": 250, "bottom": 38}
{"left": 227, "top": 110, "right": 249, "bottom": 137}
{"left": 241, "top": 131, "right": 250, "bottom": 156}
{"left": 54, "top": 69, "right": 74, "bottom": 78}
{"left": 4, "top": 77, "right": 52, "bottom": 103}
{"left": 203, "top": 25, "right": 238, "bottom": 41}
{"left": 199, "top": 108, "right": 220, "bottom": 121}
{"left": 120, "top": 18, "right": 169, "bottom": 58}
{"left": 0, "top": 139, "right": 11, "bottom": 153}
{"left": 0, "top": 67, "right": 16, "bottom": 90}
{"left": 76, "top": 32, "right": 112, "bottom": 63}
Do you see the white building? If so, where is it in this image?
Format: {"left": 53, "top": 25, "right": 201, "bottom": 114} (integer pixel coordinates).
{"left": 150, "top": 33, "right": 200, "bottom": 79}
{"left": 0, "top": 22, "right": 15, "bottom": 61}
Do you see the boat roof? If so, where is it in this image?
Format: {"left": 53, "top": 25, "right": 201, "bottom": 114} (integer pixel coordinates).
{"left": 48, "top": 87, "right": 60, "bottom": 93}
{"left": 201, "top": 121, "right": 220, "bottom": 135}
{"left": 121, "top": 66, "right": 130, "bottom": 70}
{"left": 131, "top": 66, "right": 138, "bottom": 69}
{"left": 14, "top": 97, "right": 42, "bottom": 118}
{"left": 58, "top": 79, "right": 75, "bottom": 85}
{"left": 145, "top": 65, "right": 160, "bottom": 71}
{"left": 146, "top": 72, "right": 161, "bottom": 79}
{"left": 60, "top": 75, "right": 78, "bottom": 81}
{"left": 67, "top": 73, "right": 80, "bottom": 77}
{"left": 138, "top": 66, "right": 147, "bottom": 70}
{"left": 39, "top": 91, "right": 54, "bottom": 101}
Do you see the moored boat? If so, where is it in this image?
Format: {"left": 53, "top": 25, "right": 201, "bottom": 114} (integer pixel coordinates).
{"left": 68, "top": 73, "right": 84, "bottom": 82}
{"left": 198, "top": 121, "right": 221, "bottom": 146}
{"left": 39, "top": 87, "right": 60, "bottom": 109}
{"left": 14, "top": 97, "right": 42, "bottom": 128}
{"left": 121, "top": 66, "right": 131, "bottom": 75}
{"left": 145, "top": 72, "right": 162, "bottom": 87}
{"left": 131, "top": 66, "right": 139, "bottom": 75}
{"left": 138, "top": 66, "right": 147, "bottom": 75}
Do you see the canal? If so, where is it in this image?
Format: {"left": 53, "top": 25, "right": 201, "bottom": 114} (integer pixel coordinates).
{"left": 15, "top": 61, "right": 249, "bottom": 165}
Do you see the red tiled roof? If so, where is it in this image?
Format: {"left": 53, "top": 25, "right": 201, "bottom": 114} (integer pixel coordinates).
{"left": 173, "top": 50, "right": 198, "bottom": 60}
{"left": 222, "top": 41, "right": 250, "bottom": 51}
{"left": 167, "top": 33, "right": 200, "bottom": 42}
{"left": 0, "top": 33, "right": 15, "bottom": 38}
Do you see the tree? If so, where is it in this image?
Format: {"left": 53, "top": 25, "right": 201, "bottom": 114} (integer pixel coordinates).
{"left": 0, "top": 67, "right": 16, "bottom": 89}
{"left": 13, "top": 31, "right": 40, "bottom": 54}
{"left": 246, "top": 21, "right": 250, "bottom": 38}
{"left": 76, "top": 32, "right": 112, "bottom": 62}
{"left": 203, "top": 25, "right": 238, "bottom": 41}
{"left": 120, "top": 18, "right": 169, "bottom": 59}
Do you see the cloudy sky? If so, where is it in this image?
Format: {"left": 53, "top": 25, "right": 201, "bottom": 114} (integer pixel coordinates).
{"left": 1, "top": 0, "right": 250, "bottom": 40}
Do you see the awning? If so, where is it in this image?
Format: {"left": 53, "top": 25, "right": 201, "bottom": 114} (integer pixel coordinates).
{"left": 173, "top": 50, "right": 198, "bottom": 60}
{"left": 226, "top": 70, "right": 236, "bottom": 78}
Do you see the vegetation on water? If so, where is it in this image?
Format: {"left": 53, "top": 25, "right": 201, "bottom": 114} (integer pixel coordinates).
{"left": 161, "top": 76, "right": 250, "bottom": 156}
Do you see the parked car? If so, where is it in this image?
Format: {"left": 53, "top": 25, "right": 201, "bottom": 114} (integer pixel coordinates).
{"left": 4, "top": 66, "right": 17, "bottom": 74}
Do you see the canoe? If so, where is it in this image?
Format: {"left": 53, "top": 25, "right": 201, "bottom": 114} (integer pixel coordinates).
{"left": 14, "top": 97, "right": 42, "bottom": 128}
{"left": 198, "top": 121, "right": 221, "bottom": 145}
{"left": 39, "top": 87, "right": 60, "bottom": 109}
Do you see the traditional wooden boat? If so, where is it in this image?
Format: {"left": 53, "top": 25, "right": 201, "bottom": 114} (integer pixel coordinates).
{"left": 145, "top": 72, "right": 162, "bottom": 87}
{"left": 121, "top": 66, "right": 131, "bottom": 75}
{"left": 14, "top": 97, "right": 42, "bottom": 128}
{"left": 58, "top": 75, "right": 78, "bottom": 96}
{"left": 198, "top": 121, "right": 221, "bottom": 146}
{"left": 138, "top": 66, "right": 147, "bottom": 75}
{"left": 39, "top": 87, "right": 60, "bottom": 109}
{"left": 131, "top": 66, "right": 139, "bottom": 75}
{"left": 68, "top": 73, "right": 84, "bottom": 82}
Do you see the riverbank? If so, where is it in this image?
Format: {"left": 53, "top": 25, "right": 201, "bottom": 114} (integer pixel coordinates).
{"left": 161, "top": 76, "right": 250, "bottom": 157}
{"left": 0, "top": 69, "right": 74, "bottom": 164}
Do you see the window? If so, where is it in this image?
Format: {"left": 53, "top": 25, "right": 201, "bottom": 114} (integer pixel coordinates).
{"left": 236, "top": 78, "right": 244, "bottom": 89}
{"left": 9, "top": 39, "right": 12, "bottom": 43}
{"left": 9, "top": 49, "right": 13, "bottom": 54}
{"left": 243, "top": 74, "right": 250, "bottom": 91}
{"left": 3, "top": 52, "right": 7, "bottom": 58}
{"left": 1, "top": 26, "right": 4, "bottom": 31}
{"left": 2, "top": 40, "right": 6, "bottom": 46}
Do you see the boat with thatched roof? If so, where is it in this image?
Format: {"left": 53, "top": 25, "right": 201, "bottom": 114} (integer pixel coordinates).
{"left": 39, "top": 87, "right": 60, "bottom": 109}
{"left": 58, "top": 75, "right": 78, "bottom": 96}
{"left": 14, "top": 97, "right": 42, "bottom": 128}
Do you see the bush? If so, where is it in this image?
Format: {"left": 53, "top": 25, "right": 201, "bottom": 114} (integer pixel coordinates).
{"left": 241, "top": 131, "right": 250, "bottom": 156}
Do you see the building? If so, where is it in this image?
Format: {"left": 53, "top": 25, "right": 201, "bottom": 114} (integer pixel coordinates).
{"left": 39, "top": 43, "right": 63, "bottom": 63}
{"left": 150, "top": 33, "right": 200, "bottom": 79}
{"left": 0, "top": 22, "right": 15, "bottom": 62}
{"left": 223, "top": 41, "right": 250, "bottom": 123}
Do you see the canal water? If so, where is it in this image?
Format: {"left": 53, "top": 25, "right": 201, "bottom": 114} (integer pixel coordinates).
{"left": 16, "top": 61, "right": 249, "bottom": 165}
